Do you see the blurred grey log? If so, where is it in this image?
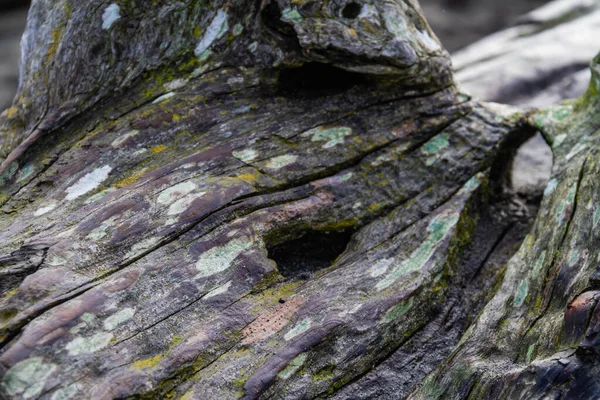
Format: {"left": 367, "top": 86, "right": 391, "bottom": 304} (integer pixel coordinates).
{"left": 454, "top": 0, "right": 600, "bottom": 107}
{"left": 0, "top": 7, "right": 27, "bottom": 111}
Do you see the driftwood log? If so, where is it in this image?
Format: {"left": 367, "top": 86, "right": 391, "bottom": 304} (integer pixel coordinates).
{"left": 0, "top": 0, "right": 598, "bottom": 399}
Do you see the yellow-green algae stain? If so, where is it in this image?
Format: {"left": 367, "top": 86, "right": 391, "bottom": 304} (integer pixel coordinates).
{"left": 314, "top": 365, "right": 336, "bottom": 381}
{"left": 1, "top": 357, "right": 57, "bottom": 399}
{"left": 277, "top": 353, "right": 308, "bottom": 379}
{"left": 133, "top": 354, "right": 163, "bottom": 370}
{"left": 376, "top": 211, "right": 460, "bottom": 291}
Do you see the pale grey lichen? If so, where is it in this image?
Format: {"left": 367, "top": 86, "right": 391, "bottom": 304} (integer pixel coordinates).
{"left": 265, "top": 154, "right": 298, "bottom": 169}
{"left": 194, "top": 9, "right": 229, "bottom": 59}
{"left": 66, "top": 332, "right": 114, "bottom": 356}
{"left": 65, "top": 165, "right": 112, "bottom": 201}
{"left": 103, "top": 308, "right": 136, "bottom": 331}
{"left": 152, "top": 92, "right": 175, "bottom": 104}
{"left": 157, "top": 181, "right": 198, "bottom": 205}
{"left": 233, "top": 149, "right": 259, "bottom": 163}
{"left": 34, "top": 202, "right": 57, "bottom": 217}
{"left": 204, "top": 281, "right": 232, "bottom": 299}
{"left": 102, "top": 4, "right": 121, "bottom": 30}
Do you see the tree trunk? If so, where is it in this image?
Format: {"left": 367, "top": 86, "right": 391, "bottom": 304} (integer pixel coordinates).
{"left": 0, "top": 0, "right": 597, "bottom": 399}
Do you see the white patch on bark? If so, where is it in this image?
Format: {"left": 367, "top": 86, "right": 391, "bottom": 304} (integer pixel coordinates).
{"left": 194, "top": 10, "right": 229, "bottom": 59}
{"left": 34, "top": 203, "right": 57, "bottom": 216}
{"left": 65, "top": 166, "right": 112, "bottom": 200}
{"left": 152, "top": 92, "right": 175, "bottom": 104}
{"left": 164, "top": 79, "right": 189, "bottom": 91}
{"left": 196, "top": 237, "right": 253, "bottom": 278}
{"left": 102, "top": 4, "right": 121, "bottom": 30}
{"left": 103, "top": 308, "right": 136, "bottom": 331}
{"left": 204, "top": 281, "right": 232, "bottom": 299}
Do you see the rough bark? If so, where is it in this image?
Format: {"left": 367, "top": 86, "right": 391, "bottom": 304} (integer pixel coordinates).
{"left": 0, "top": 0, "right": 596, "bottom": 399}
{"left": 411, "top": 58, "right": 600, "bottom": 400}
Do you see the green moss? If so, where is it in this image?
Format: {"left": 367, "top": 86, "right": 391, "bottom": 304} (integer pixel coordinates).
{"left": 313, "top": 365, "right": 336, "bottom": 381}
{"left": 0, "top": 308, "right": 17, "bottom": 322}
{"left": 250, "top": 270, "right": 284, "bottom": 294}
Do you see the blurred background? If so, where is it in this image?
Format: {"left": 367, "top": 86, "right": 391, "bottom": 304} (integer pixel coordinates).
{"left": 0, "top": 0, "right": 551, "bottom": 111}
{"left": 0, "top": 0, "right": 28, "bottom": 111}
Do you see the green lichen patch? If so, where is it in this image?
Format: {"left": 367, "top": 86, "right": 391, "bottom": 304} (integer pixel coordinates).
{"left": 513, "top": 279, "right": 529, "bottom": 307}
{"left": 281, "top": 8, "right": 304, "bottom": 23}
{"left": 265, "top": 154, "right": 299, "bottom": 169}
{"left": 1, "top": 357, "right": 57, "bottom": 399}
{"left": 526, "top": 343, "right": 535, "bottom": 363}
{"left": 277, "top": 353, "right": 307, "bottom": 380}
{"left": 383, "top": 297, "right": 414, "bottom": 323}
{"left": 302, "top": 127, "right": 353, "bottom": 149}
{"left": 422, "top": 133, "right": 449, "bottom": 165}
{"left": 532, "top": 251, "right": 546, "bottom": 276}
{"left": 86, "top": 217, "right": 117, "bottom": 241}
{"left": 554, "top": 183, "right": 577, "bottom": 224}
{"left": 50, "top": 383, "right": 80, "bottom": 400}
{"left": 66, "top": 332, "right": 114, "bottom": 356}
{"left": 376, "top": 211, "right": 460, "bottom": 291}
{"left": 196, "top": 237, "right": 254, "bottom": 278}
{"left": 284, "top": 318, "right": 312, "bottom": 341}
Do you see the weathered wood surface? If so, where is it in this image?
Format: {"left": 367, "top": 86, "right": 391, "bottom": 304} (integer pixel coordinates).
{"left": 411, "top": 58, "right": 600, "bottom": 400}
{"left": 0, "top": 0, "right": 596, "bottom": 399}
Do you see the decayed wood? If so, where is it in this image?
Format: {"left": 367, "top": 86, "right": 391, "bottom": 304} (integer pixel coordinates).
{"left": 411, "top": 58, "right": 600, "bottom": 399}
{"left": 0, "top": 0, "right": 596, "bottom": 399}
